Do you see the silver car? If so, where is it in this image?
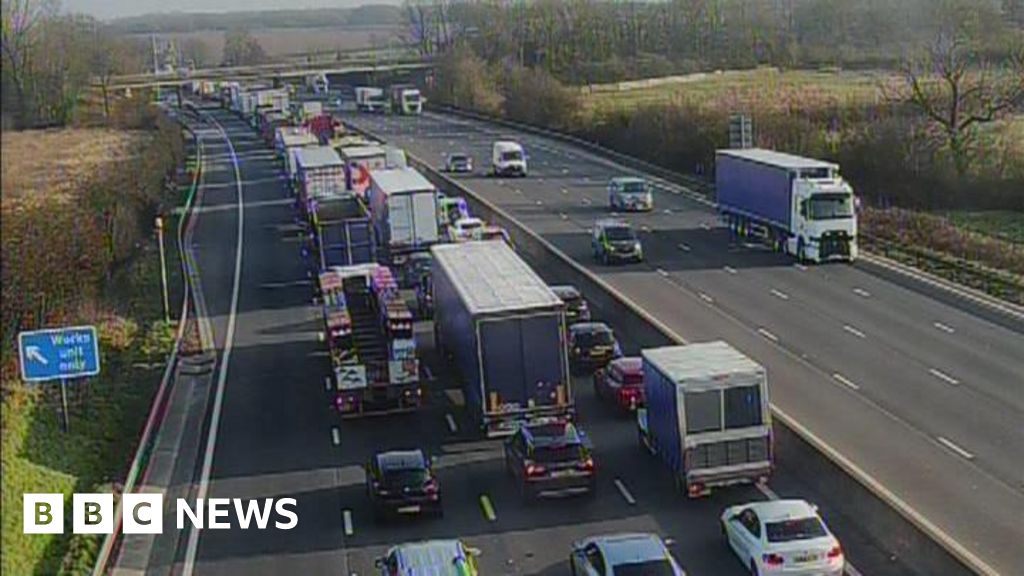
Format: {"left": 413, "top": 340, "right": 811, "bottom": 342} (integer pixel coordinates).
{"left": 570, "top": 533, "right": 686, "bottom": 575}
{"left": 445, "top": 153, "right": 474, "bottom": 173}
{"left": 609, "top": 177, "right": 653, "bottom": 212}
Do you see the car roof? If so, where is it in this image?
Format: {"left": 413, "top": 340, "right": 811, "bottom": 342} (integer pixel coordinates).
{"left": 610, "top": 357, "right": 643, "bottom": 373}
{"left": 595, "top": 218, "right": 632, "bottom": 229}
{"left": 376, "top": 449, "right": 426, "bottom": 470}
{"left": 448, "top": 152, "right": 469, "bottom": 158}
{"left": 392, "top": 539, "right": 467, "bottom": 573}
{"left": 611, "top": 176, "right": 646, "bottom": 185}
{"left": 550, "top": 285, "right": 581, "bottom": 298}
{"left": 745, "top": 499, "right": 818, "bottom": 523}
{"left": 590, "top": 533, "right": 668, "bottom": 565}
{"left": 571, "top": 322, "right": 612, "bottom": 334}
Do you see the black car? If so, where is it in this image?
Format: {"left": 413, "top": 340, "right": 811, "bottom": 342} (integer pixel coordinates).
{"left": 366, "top": 449, "right": 442, "bottom": 521}
{"left": 569, "top": 322, "right": 623, "bottom": 372}
{"left": 398, "top": 252, "right": 433, "bottom": 290}
{"left": 550, "top": 285, "right": 591, "bottom": 324}
{"left": 504, "top": 419, "right": 596, "bottom": 501}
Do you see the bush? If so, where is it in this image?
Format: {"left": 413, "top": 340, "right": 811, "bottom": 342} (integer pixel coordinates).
{"left": 501, "top": 66, "right": 579, "bottom": 130}
{"left": 430, "top": 46, "right": 502, "bottom": 115}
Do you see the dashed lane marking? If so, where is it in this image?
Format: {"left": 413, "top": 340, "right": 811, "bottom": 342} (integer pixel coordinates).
{"left": 929, "top": 368, "right": 960, "bottom": 386}
{"left": 343, "top": 509, "right": 354, "bottom": 536}
{"left": 757, "top": 328, "right": 779, "bottom": 342}
{"left": 723, "top": 266, "right": 738, "bottom": 274}
{"left": 678, "top": 243, "right": 691, "bottom": 252}
{"left": 446, "top": 413, "right": 458, "bottom": 433}
{"left": 614, "top": 479, "right": 637, "bottom": 505}
{"left": 853, "top": 287, "right": 871, "bottom": 298}
{"left": 832, "top": 373, "right": 861, "bottom": 391}
{"left": 794, "top": 263, "right": 808, "bottom": 271}
{"left": 933, "top": 322, "right": 955, "bottom": 334}
{"left": 698, "top": 292, "right": 714, "bottom": 304}
{"left": 656, "top": 268, "right": 669, "bottom": 277}
{"left": 479, "top": 495, "right": 497, "bottom": 522}
{"left": 324, "top": 376, "right": 332, "bottom": 391}
{"left": 843, "top": 325, "right": 867, "bottom": 339}
{"left": 331, "top": 427, "right": 340, "bottom": 446}
{"left": 770, "top": 289, "right": 790, "bottom": 301}
{"left": 937, "top": 436, "right": 975, "bottom": 460}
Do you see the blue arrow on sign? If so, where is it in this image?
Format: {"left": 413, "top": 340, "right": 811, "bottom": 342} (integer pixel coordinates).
{"left": 18, "top": 326, "right": 101, "bottom": 383}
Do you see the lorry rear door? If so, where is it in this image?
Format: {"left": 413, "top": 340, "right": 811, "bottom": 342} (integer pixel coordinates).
{"left": 479, "top": 313, "right": 564, "bottom": 412}
{"left": 411, "top": 191, "right": 439, "bottom": 245}
{"left": 387, "top": 194, "right": 414, "bottom": 247}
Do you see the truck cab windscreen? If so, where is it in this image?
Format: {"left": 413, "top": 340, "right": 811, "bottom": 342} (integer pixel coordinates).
{"left": 808, "top": 194, "right": 853, "bottom": 220}
{"left": 501, "top": 150, "right": 524, "bottom": 162}
{"left": 575, "top": 331, "right": 613, "bottom": 347}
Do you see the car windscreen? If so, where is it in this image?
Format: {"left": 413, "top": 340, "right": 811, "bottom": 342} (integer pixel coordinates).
{"left": 621, "top": 181, "right": 648, "bottom": 194}
{"left": 501, "top": 150, "right": 524, "bottom": 161}
{"left": 766, "top": 517, "right": 828, "bottom": 543}
{"left": 449, "top": 155, "right": 468, "bottom": 162}
{"left": 613, "top": 559, "right": 676, "bottom": 576}
{"left": 574, "top": 330, "right": 613, "bottom": 347}
{"left": 604, "top": 227, "right": 636, "bottom": 242}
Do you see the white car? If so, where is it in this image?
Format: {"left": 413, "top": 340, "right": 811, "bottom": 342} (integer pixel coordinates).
{"left": 449, "top": 217, "right": 485, "bottom": 241}
{"left": 721, "top": 500, "right": 844, "bottom": 576}
{"left": 570, "top": 533, "right": 686, "bottom": 575}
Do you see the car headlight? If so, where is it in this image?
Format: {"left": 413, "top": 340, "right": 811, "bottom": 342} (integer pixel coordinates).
{"left": 634, "top": 241, "right": 642, "bottom": 251}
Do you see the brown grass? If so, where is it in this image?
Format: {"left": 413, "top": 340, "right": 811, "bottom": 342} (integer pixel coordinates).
{"left": 133, "top": 25, "right": 403, "bottom": 61}
{"left": 1, "top": 129, "right": 146, "bottom": 208}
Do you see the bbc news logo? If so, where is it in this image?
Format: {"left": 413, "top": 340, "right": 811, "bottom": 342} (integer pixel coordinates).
{"left": 23, "top": 494, "right": 298, "bottom": 534}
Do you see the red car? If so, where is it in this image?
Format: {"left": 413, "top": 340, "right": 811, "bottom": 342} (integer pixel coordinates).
{"left": 593, "top": 357, "right": 644, "bottom": 411}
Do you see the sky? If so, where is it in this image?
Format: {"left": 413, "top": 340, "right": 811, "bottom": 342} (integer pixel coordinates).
{"left": 62, "top": 0, "right": 393, "bottom": 20}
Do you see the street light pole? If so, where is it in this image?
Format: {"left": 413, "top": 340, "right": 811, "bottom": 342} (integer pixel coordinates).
{"left": 155, "top": 216, "right": 170, "bottom": 324}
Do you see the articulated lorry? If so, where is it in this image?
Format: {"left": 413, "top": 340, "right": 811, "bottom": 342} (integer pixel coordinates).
{"left": 389, "top": 85, "right": 424, "bottom": 115}
{"left": 368, "top": 167, "right": 440, "bottom": 266}
{"left": 637, "top": 341, "right": 772, "bottom": 497}
{"left": 338, "top": 145, "right": 389, "bottom": 197}
{"left": 310, "top": 195, "right": 376, "bottom": 270}
{"left": 355, "top": 87, "right": 386, "bottom": 113}
{"left": 321, "top": 264, "right": 421, "bottom": 417}
{"left": 276, "top": 127, "right": 319, "bottom": 182}
{"left": 432, "top": 241, "right": 573, "bottom": 436}
{"left": 716, "top": 148, "right": 857, "bottom": 263}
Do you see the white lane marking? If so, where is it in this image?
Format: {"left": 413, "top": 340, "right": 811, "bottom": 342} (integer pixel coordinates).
{"left": 582, "top": 198, "right": 591, "bottom": 205}
{"left": 535, "top": 200, "right": 543, "bottom": 206}
{"left": 937, "top": 436, "right": 975, "bottom": 460}
{"left": 933, "top": 322, "right": 955, "bottom": 334}
{"left": 677, "top": 243, "right": 691, "bottom": 252}
{"left": 770, "top": 289, "right": 790, "bottom": 301}
{"left": 656, "top": 268, "right": 669, "bottom": 277}
{"left": 663, "top": 208, "right": 672, "bottom": 214}
{"left": 331, "top": 427, "right": 341, "bottom": 446}
{"left": 757, "top": 328, "right": 779, "bottom": 342}
{"left": 641, "top": 225, "right": 652, "bottom": 233}
{"left": 324, "top": 376, "right": 332, "bottom": 391}
{"left": 843, "top": 325, "right": 867, "bottom": 339}
{"left": 183, "top": 114, "right": 245, "bottom": 576}
{"left": 700, "top": 222, "right": 710, "bottom": 230}
{"left": 853, "top": 287, "right": 871, "bottom": 298}
{"left": 929, "top": 368, "right": 960, "bottom": 386}
{"left": 446, "top": 413, "right": 458, "bottom": 433}
{"left": 833, "top": 373, "right": 861, "bottom": 391}
{"left": 561, "top": 168, "right": 569, "bottom": 174}
{"left": 561, "top": 188, "right": 568, "bottom": 194}
{"left": 793, "top": 263, "right": 808, "bottom": 271}
{"left": 317, "top": 331, "right": 325, "bottom": 342}
{"left": 515, "top": 189, "right": 523, "bottom": 195}
{"left": 614, "top": 478, "right": 637, "bottom": 505}
{"left": 698, "top": 292, "right": 714, "bottom": 304}
{"left": 723, "top": 266, "right": 738, "bottom": 274}
{"left": 560, "top": 213, "right": 568, "bottom": 220}
{"left": 343, "top": 509, "right": 354, "bottom": 536}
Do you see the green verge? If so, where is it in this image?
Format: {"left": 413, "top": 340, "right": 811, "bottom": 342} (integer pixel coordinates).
{"left": 1, "top": 232, "right": 180, "bottom": 575}
{"left": 944, "top": 211, "right": 1024, "bottom": 246}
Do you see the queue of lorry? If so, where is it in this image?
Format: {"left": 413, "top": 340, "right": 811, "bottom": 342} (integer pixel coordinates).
{"left": 201, "top": 80, "right": 851, "bottom": 576}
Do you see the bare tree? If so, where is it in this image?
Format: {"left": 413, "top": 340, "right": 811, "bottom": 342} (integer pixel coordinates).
{"left": 1, "top": 0, "right": 57, "bottom": 125}
{"left": 893, "top": 32, "right": 1024, "bottom": 176}
{"left": 221, "top": 28, "right": 266, "bottom": 67}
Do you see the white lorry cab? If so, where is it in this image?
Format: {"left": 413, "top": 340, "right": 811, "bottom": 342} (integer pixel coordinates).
{"left": 491, "top": 141, "right": 527, "bottom": 177}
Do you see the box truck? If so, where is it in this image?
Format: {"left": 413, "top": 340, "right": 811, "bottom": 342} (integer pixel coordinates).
{"left": 296, "top": 147, "right": 348, "bottom": 221}
{"left": 432, "top": 241, "right": 573, "bottom": 436}
{"left": 637, "top": 341, "right": 772, "bottom": 497}
{"left": 368, "top": 167, "right": 440, "bottom": 264}
{"left": 716, "top": 148, "right": 857, "bottom": 263}
{"left": 355, "top": 87, "right": 386, "bottom": 113}
{"left": 338, "top": 145, "right": 388, "bottom": 197}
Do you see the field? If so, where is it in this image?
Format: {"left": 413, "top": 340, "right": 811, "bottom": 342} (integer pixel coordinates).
{"left": 134, "top": 25, "right": 404, "bottom": 62}
{"left": 581, "top": 68, "right": 891, "bottom": 116}
{"left": 1, "top": 129, "right": 145, "bottom": 207}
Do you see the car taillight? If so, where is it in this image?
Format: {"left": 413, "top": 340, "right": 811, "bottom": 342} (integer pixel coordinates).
{"left": 578, "top": 457, "right": 595, "bottom": 472}
{"left": 827, "top": 545, "right": 843, "bottom": 560}
{"left": 424, "top": 479, "right": 439, "bottom": 494}
{"left": 762, "top": 553, "right": 784, "bottom": 567}
{"left": 525, "top": 462, "right": 547, "bottom": 476}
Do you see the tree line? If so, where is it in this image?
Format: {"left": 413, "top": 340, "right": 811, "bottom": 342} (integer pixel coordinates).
{"left": 108, "top": 4, "right": 403, "bottom": 35}
{"left": 408, "top": 0, "right": 1023, "bottom": 83}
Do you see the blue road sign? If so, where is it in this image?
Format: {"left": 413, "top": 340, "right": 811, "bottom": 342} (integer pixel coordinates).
{"left": 18, "top": 326, "right": 101, "bottom": 383}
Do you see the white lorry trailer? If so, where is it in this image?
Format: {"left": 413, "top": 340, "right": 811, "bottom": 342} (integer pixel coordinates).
{"left": 355, "top": 87, "right": 386, "bottom": 113}
{"left": 637, "top": 341, "right": 772, "bottom": 498}
{"left": 368, "top": 167, "right": 440, "bottom": 265}
{"left": 716, "top": 148, "right": 857, "bottom": 263}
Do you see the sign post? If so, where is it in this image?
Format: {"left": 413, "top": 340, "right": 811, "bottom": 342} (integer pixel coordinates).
{"left": 18, "top": 326, "right": 101, "bottom": 433}
{"left": 156, "top": 216, "right": 171, "bottom": 324}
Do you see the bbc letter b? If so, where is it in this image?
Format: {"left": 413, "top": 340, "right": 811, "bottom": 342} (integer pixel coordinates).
{"left": 73, "top": 493, "right": 114, "bottom": 534}
{"left": 24, "top": 494, "right": 64, "bottom": 534}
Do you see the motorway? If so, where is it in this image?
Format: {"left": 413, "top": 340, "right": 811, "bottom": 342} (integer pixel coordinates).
{"left": 337, "top": 110, "right": 1024, "bottom": 575}
{"left": 163, "top": 103, "right": 1003, "bottom": 576}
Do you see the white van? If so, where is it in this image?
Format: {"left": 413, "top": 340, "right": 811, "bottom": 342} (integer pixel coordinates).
{"left": 491, "top": 141, "right": 527, "bottom": 177}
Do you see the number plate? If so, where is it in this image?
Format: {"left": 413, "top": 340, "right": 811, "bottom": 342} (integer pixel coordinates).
{"left": 550, "top": 469, "right": 572, "bottom": 478}
{"left": 794, "top": 554, "right": 818, "bottom": 563}
{"left": 397, "top": 505, "right": 421, "bottom": 514}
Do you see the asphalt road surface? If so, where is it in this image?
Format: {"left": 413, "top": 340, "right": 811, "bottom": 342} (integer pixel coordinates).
{"left": 338, "top": 110, "right": 1024, "bottom": 576}
{"left": 169, "top": 104, "right": 987, "bottom": 576}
